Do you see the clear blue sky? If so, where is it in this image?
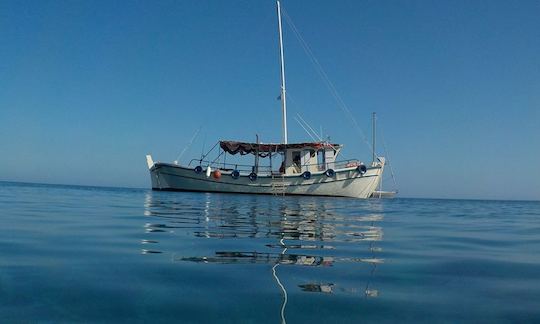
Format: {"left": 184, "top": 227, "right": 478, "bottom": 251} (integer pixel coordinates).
{"left": 1, "top": 0, "right": 539, "bottom": 200}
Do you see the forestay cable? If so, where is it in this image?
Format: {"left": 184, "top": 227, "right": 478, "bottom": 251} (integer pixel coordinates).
{"left": 282, "top": 9, "right": 373, "bottom": 153}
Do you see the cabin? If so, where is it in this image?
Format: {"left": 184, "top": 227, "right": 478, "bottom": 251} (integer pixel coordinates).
{"left": 219, "top": 141, "right": 343, "bottom": 175}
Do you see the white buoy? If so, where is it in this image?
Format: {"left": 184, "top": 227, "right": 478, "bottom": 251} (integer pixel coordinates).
{"left": 206, "top": 166, "right": 212, "bottom": 178}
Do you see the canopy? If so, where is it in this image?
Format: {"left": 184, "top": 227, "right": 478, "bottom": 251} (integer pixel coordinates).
{"left": 219, "top": 141, "right": 341, "bottom": 156}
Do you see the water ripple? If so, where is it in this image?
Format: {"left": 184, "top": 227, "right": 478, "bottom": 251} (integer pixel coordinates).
{"left": 2, "top": 182, "right": 539, "bottom": 323}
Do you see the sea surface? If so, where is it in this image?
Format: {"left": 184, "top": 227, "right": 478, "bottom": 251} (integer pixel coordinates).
{"left": 1, "top": 181, "right": 539, "bottom": 323}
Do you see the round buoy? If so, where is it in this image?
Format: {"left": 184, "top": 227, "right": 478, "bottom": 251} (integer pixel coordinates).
{"left": 213, "top": 170, "right": 222, "bottom": 179}
{"left": 249, "top": 172, "right": 257, "bottom": 181}
{"left": 231, "top": 170, "right": 240, "bottom": 179}
{"left": 357, "top": 164, "right": 367, "bottom": 175}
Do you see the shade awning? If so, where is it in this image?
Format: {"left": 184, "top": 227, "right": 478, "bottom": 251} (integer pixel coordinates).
{"left": 219, "top": 141, "right": 341, "bottom": 156}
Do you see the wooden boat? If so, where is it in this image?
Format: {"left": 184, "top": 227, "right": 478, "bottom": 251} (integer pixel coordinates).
{"left": 146, "top": 1, "right": 388, "bottom": 198}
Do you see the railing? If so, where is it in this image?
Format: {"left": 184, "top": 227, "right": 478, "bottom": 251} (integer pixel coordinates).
{"left": 188, "top": 158, "right": 363, "bottom": 175}
{"left": 188, "top": 159, "right": 273, "bottom": 174}
{"left": 332, "top": 159, "right": 362, "bottom": 170}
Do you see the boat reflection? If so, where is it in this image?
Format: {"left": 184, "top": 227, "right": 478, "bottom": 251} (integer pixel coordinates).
{"left": 142, "top": 192, "right": 384, "bottom": 321}
{"left": 180, "top": 251, "right": 336, "bottom": 266}
{"left": 299, "top": 283, "right": 334, "bottom": 293}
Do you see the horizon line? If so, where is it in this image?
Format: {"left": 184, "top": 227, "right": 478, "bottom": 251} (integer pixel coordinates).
{"left": 0, "top": 180, "right": 538, "bottom": 203}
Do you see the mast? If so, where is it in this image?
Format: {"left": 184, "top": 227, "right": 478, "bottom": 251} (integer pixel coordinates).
{"left": 277, "top": 1, "right": 288, "bottom": 144}
{"left": 372, "top": 112, "right": 376, "bottom": 164}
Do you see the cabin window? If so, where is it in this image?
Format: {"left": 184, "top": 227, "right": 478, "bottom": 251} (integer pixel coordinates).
{"left": 292, "top": 151, "right": 301, "bottom": 173}
{"left": 309, "top": 150, "right": 316, "bottom": 169}
{"left": 317, "top": 150, "right": 326, "bottom": 171}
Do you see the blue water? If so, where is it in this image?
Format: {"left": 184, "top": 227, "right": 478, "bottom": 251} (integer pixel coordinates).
{"left": 1, "top": 181, "right": 539, "bottom": 323}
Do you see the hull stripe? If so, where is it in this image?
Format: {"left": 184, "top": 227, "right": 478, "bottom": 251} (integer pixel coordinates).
{"left": 156, "top": 170, "right": 377, "bottom": 188}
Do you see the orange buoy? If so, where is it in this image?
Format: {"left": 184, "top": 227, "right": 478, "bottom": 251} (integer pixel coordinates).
{"left": 213, "top": 170, "right": 222, "bottom": 179}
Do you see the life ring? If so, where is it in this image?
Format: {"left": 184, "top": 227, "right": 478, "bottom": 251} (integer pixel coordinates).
{"left": 357, "top": 164, "right": 367, "bottom": 175}
{"left": 302, "top": 171, "right": 311, "bottom": 180}
{"left": 194, "top": 166, "right": 203, "bottom": 174}
{"left": 231, "top": 170, "right": 240, "bottom": 179}
{"left": 249, "top": 172, "right": 257, "bottom": 181}
{"left": 325, "top": 169, "right": 335, "bottom": 177}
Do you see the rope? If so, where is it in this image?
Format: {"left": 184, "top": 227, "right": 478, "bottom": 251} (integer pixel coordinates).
{"left": 282, "top": 9, "right": 373, "bottom": 152}
{"left": 296, "top": 114, "right": 323, "bottom": 142}
{"left": 285, "top": 94, "right": 348, "bottom": 159}
{"left": 175, "top": 126, "right": 201, "bottom": 163}
{"left": 380, "top": 130, "right": 398, "bottom": 191}
{"left": 294, "top": 117, "right": 319, "bottom": 142}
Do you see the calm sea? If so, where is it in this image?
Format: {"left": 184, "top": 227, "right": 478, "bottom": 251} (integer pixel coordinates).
{"left": 1, "top": 181, "right": 539, "bottom": 323}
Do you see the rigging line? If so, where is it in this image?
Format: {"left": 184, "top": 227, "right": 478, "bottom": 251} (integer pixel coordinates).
{"left": 285, "top": 93, "right": 322, "bottom": 142}
{"left": 287, "top": 94, "right": 345, "bottom": 158}
{"left": 210, "top": 148, "right": 225, "bottom": 166}
{"left": 297, "top": 117, "right": 347, "bottom": 157}
{"left": 201, "top": 141, "right": 220, "bottom": 162}
{"left": 380, "top": 129, "right": 398, "bottom": 191}
{"left": 282, "top": 10, "right": 349, "bottom": 116}
{"left": 176, "top": 126, "right": 202, "bottom": 163}
{"left": 296, "top": 114, "right": 323, "bottom": 141}
{"left": 296, "top": 113, "right": 322, "bottom": 141}
{"left": 294, "top": 117, "right": 319, "bottom": 142}
{"left": 289, "top": 93, "right": 348, "bottom": 157}
{"left": 272, "top": 237, "right": 288, "bottom": 324}
{"left": 282, "top": 9, "right": 373, "bottom": 152}
{"left": 200, "top": 133, "right": 207, "bottom": 161}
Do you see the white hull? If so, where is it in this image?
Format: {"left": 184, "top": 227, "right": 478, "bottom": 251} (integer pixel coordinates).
{"left": 145, "top": 3, "right": 394, "bottom": 199}
{"left": 148, "top": 161, "right": 384, "bottom": 199}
